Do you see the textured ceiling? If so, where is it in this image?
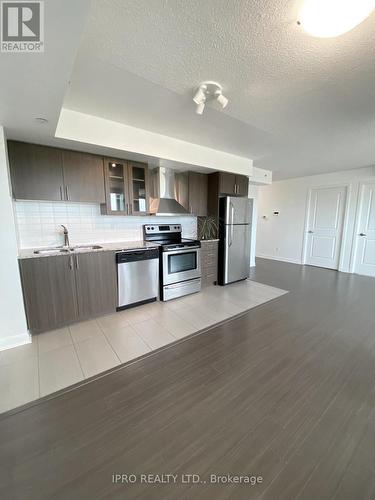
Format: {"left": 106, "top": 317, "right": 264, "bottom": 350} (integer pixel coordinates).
{"left": 10, "top": 0, "right": 375, "bottom": 180}
{"left": 0, "top": 0, "right": 91, "bottom": 147}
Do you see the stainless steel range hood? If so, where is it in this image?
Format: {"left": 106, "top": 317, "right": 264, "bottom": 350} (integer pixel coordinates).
{"left": 149, "top": 167, "right": 189, "bottom": 216}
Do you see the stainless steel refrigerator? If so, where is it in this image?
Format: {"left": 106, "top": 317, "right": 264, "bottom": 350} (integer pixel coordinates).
{"left": 218, "top": 196, "right": 253, "bottom": 285}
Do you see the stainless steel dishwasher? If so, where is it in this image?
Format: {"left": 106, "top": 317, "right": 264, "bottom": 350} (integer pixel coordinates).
{"left": 116, "top": 247, "right": 159, "bottom": 310}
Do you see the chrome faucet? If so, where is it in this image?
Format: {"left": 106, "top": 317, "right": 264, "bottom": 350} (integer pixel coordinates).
{"left": 61, "top": 225, "right": 70, "bottom": 248}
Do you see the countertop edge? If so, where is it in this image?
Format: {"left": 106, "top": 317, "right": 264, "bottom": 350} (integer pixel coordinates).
{"left": 18, "top": 241, "right": 160, "bottom": 260}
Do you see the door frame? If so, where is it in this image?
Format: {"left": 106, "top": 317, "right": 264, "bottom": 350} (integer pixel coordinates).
{"left": 301, "top": 183, "right": 351, "bottom": 271}
{"left": 350, "top": 179, "right": 375, "bottom": 274}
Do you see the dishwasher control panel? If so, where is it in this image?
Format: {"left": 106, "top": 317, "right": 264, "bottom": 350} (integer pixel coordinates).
{"left": 116, "top": 248, "right": 159, "bottom": 264}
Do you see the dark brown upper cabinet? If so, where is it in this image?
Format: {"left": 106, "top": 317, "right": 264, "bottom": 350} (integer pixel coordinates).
{"left": 62, "top": 150, "right": 105, "bottom": 203}
{"left": 219, "top": 172, "right": 236, "bottom": 196}
{"left": 8, "top": 141, "right": 106, "bottom": 203}
{"left": 219, "top": 172, "right": 248, "bottom": 196}
{"left": 128, "top": 161, "right": 150, "bottom": 215}
{"left": 174, "top": 172, "right": 189, "bottom": 211}
{"left": 101, "top": 158, "right": 149, "bottom": 215}
{"left": 174, "top": 171, "right": 208, "bottom": 217}
{"left": 8, "top": 141, "right": 64, "bottom": 201}
{"left": 188, "top": 172, "right": 208, "bottom": 216}
{"left": 207, "top": 171, "right": 249, "bottom": 216}
{"left": 235, "top": 174, "right": 249, "bottom": 196}
{"left": 102, "top": 158, "right": 130, "bottom": 215}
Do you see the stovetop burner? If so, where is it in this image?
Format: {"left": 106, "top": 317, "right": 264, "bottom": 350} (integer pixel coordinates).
{"left": 161, "top": 239, "right": 200, "bottom": 251}
{"left": 143, "top": 224, "right": 200, "bottom": 251}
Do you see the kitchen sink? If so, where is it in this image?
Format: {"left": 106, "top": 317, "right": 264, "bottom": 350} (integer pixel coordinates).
{"left": 34, "top": 248, "right": 70, "bottom": 255}
{"left": 33, "top": 245, "right": 103, "bottom": 255}
{"left": 71, "top": 245, "right": 103, "bottom": 251}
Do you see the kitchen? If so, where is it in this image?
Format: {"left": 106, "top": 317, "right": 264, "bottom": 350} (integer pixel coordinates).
{"left": 4, "top": 1, "right": 375, "bottom": 498}
{"left": 0, "top": 139, "right": 280, "bottom": 410}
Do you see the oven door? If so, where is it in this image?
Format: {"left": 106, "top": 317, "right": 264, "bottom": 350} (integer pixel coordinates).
{"left": 162, "top": 247, "right": 201, "bottom": 285}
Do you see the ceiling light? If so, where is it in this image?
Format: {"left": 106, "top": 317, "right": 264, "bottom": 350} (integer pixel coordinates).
{"left": 216, "top": 92, "right": 228, "bottom": 108}
{"left": 298, "top": 0, "right": 375, "bottom": 38}
{"left": 193, "top": 85, "right": 207, "bottom": 104}
{"left": 192, "top": 81, "right": 229, "bottom": 115}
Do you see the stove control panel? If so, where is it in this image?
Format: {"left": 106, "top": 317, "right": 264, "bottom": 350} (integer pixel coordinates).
{"left": 144, "top": 224, "right": 182, "bottom": 235}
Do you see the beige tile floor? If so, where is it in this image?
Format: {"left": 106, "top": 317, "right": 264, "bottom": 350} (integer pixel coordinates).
{"left": 0, "top": 280, "right": 287, "bottom": 414}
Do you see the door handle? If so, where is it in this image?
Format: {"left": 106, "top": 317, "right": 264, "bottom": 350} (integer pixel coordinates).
{"left": 65, "top": 186, "right": 69, "bottom": 201}
{"left": 229, "top": 203, "right": 234, "bottom": 247}
{"left": 359, "top": 233, "right": 367, "bottom": 237}
{"left": 59, "top": 186, "right": 63, "bottom": 200}
{"left": 308, "top": 230, "right": 314, "bottom": 234}
{"left": 75, "top": 255, "right": 79, "bottom": 269}
{"left": 69, "top": 255, "right": 74, "bottom": 270}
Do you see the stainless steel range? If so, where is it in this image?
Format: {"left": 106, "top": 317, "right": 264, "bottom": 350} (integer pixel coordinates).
{"left": 143, "top": 224, "right": 201, "bottom": 301}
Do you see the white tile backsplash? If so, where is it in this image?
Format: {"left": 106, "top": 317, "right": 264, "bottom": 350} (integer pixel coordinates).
{"left": 14, "top": 201, "right": 197, "bottom": 249}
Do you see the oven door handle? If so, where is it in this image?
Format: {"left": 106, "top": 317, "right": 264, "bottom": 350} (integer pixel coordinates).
{"left": 164, "top": 246, "right": 200, "bottom": 255}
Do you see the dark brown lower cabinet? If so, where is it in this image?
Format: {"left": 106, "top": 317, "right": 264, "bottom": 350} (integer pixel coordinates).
{"left": 75, "top": 252, "right": 117, "bottom": 319}
{"left": 19, "top": 255, "right": 78, "bottom": 333}
{"left": 200, "top": 240, "right": 219, "bottom": 286}
{"left": 19, "top": 251, "right": 118, "bottom": 333}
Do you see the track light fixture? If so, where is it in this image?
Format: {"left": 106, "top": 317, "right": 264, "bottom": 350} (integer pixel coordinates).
{"left": 196, "top": 101, "right": 205, "bottom": 115}
{"left": 216, "top": 92, "right": 228, "bottom": 108}
{"left": 192, "top": 81, "right": 228, "bottom": 115}
{"left": 193, "top": 84, "right": 207, "bottom": 105}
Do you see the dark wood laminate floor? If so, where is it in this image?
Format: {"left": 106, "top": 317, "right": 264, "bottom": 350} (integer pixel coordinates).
{"left": 1, "top": 259, "right": 375, "bottom": 500}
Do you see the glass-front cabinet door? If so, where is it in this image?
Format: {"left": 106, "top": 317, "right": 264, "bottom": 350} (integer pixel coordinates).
{"left": 128, "top": 161, "right": 149, "bottom": 215}
{"left": 102, "top": 158, "right": 130, "bottom": 215}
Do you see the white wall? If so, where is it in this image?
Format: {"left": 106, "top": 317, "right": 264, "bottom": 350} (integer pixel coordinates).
{"left": 0, "top": 127, "right": 29, "bottom": 350}
{"left": 14, "top": 201, "right": 197, "bottom": 249}
{"left": 56, "top": 109, "right": 253, "bottom": 176}
{"left": 256, "top": 166, "right": 375, "bottom": 272}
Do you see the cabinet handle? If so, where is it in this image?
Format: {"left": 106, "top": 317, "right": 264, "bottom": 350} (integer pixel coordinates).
{"left": 69, "top": 255, "right": 74, "bottom": 270}
{"left": 359, "top": 233, "right": 367, "bottom": 237}
{"left": 126, "top": 203, "right": 129, "bottom": 215}
{"left": 60, "top": 186, "right": 63, "bottom": 200}
{"left": 65, "top": 186, "right": 69, "bottom": 201}
{"left": 75, "top": 255, "right": 79, "bottom": 269}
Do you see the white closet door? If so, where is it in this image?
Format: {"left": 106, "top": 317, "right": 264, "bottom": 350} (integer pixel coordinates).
{"left": 305, "top": 186, "right": 347, "bottom": 270}
{"left": 354, "top": 183, "right": 375, "bottom": 277}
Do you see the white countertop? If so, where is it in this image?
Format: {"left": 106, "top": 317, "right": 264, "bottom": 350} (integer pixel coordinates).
{"left": 18, "top": 240, "right": 160, "bottom": 259}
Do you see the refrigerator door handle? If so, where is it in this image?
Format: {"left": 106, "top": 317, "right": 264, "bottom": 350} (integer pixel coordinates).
{"left": 228, "top": 202, "right": 235, "bottom": 247}
{"left": 230, "top": 201, "right": 235, "bottom": 225}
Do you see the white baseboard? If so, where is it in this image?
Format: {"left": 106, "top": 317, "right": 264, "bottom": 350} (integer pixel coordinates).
{"left": 0, "top": 331, "right": 31, "bottom": 351}
{"left": 256, "top": 254, "right": 302, "bottom": 265}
